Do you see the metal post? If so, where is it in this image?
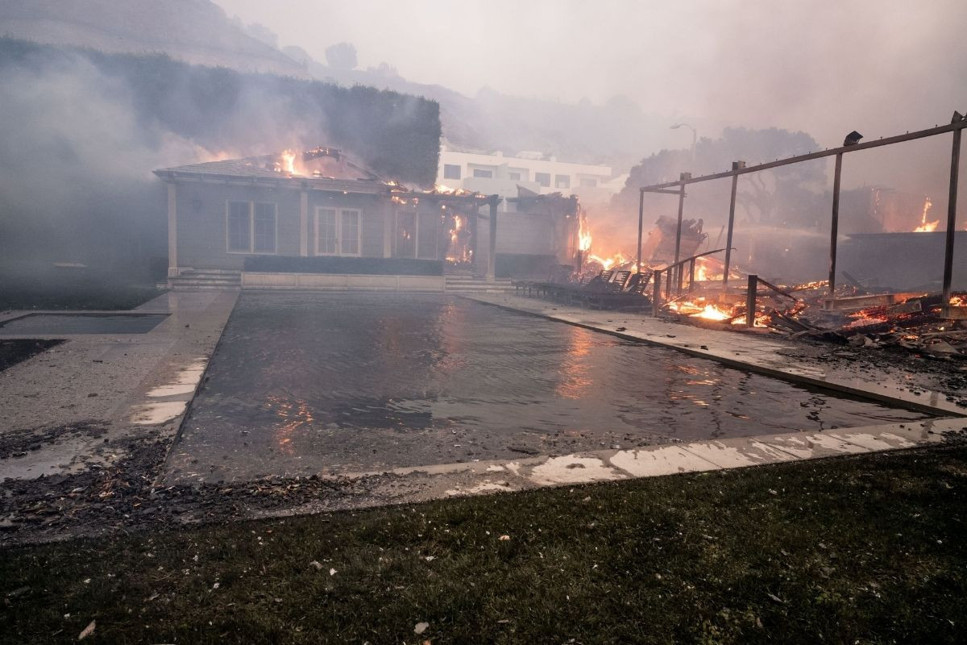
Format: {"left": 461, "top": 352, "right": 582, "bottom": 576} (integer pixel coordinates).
{"left": 942, "top": 127, "right": 963, "bottom": 314}
{"left": 673, "top": 172, "right": 690, "bottom": 291}
{"left": 637, "top": 188, "right": 645, "bottom": 273}
{"left": 723, "top": 161, "right": 744, "bottom": 292}
{"left": 688, "top": 259, "right": 696, "bottom": 293}
{"left": 828, "top": 153, "right": 843, "bottom": 298}
{"left": 746, "top": 274, "right": 757, "bottom": 327}
{"left": 652, "top": 270, "right": 662, "bottom": 317}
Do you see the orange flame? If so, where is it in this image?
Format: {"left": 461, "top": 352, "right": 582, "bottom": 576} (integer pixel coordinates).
{"left": 578, "top": 216, "right": 592, "bottom": 252}
{"left": 913, "top": 197, "right": 939, "bottom": 232}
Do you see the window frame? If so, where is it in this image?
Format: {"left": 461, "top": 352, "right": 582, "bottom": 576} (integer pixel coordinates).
{"left": 225, "top": 200, "right": 277, "bottom": 254}
{"left": 314, "top": 207, "right": 362, "bottom": 257}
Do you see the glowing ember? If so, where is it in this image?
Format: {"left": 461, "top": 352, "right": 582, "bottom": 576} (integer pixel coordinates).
{"left": 913, "top": 197, "right": 939, "bottom": 232}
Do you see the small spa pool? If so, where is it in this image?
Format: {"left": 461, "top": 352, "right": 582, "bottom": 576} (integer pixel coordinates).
{"left": 0, "top": 313, "right": 168, "bottom": 335}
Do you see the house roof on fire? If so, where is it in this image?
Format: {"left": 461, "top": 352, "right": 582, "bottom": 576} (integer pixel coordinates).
{"left": 153, "top": 148, "right": 392, "bottom": 195}
{"left": 154, "top": 147, "right": 497, "bottom": 206}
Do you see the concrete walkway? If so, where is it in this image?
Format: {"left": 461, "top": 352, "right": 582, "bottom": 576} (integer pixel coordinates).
{"left": 0, "top": 291, "right": 237, "bottom": 480}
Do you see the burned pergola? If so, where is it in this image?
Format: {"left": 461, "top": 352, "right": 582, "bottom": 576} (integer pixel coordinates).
{"left": 637, "top": 112, "right": 966, "bottom": 317}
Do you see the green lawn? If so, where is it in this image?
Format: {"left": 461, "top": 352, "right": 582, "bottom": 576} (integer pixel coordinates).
{"left": 3, "top": 443, "right": 967, "bottom": 644}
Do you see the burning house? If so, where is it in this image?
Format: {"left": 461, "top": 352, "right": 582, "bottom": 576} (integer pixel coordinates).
{"left": 154, "top": 147, "right": 580, "bottom": 289}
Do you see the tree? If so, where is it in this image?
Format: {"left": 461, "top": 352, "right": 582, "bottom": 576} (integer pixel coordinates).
{"left": 613, "top": 127, "right": 826, "bottom": 230}
{"left": 325, "top": 42, "right": 357, "bottom": 71}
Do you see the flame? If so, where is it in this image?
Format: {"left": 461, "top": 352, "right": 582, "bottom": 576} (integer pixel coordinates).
{"left": 445, "top": 214, "right": 472, "bottom": 263}
{"left": 281, "top": 149, "right": 297, "bottom": 174}
{"left": 668, "top": 299, "right": 732, "bottom": 321}
{"left": 578, "top": 215, "right": 592, "bottom": 252}
{"left": 588, "top": 252, "right": 629, "bottom": 271}
{"left": 913, "top": 197, "right": 939, "bottom": 232}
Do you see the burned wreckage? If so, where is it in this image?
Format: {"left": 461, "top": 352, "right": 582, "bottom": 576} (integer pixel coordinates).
{"left": 517, "top": 114, "right": 967, "bottom": 358}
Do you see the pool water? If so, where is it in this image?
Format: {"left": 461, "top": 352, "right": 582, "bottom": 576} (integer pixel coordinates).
{"left": 0, "top": 313, "right": 167, "bottom": 335}
{"left": 168, "top": 292, "right": 928, "bottom": 481}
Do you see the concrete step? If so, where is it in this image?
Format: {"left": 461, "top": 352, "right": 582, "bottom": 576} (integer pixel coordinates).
{"left": 169, "top": 270, "right": 242, "bottom": 291}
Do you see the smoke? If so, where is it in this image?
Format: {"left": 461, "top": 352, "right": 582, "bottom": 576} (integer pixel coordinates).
{"left": 0, "top": 45, "right": 337, "bottom": 280}
{"left": 0, "top": 53, "right": 198, "bottom": 278}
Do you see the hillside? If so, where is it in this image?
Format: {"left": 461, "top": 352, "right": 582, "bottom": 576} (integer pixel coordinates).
{"left": 0, "top": 0, "right": 666, "bottom": 170}
{"left": 0, "top": 0, "right": 306, "bottom": 77}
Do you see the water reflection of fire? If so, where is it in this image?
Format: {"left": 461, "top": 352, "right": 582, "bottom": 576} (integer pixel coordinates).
{"left": 913, "top": 197, "right": 939, "bottom": 232}
{"left": 267, "top": 395, "right": 315, "bottom": 456}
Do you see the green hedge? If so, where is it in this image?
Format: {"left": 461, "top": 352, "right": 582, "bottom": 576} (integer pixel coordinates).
{"left": 0, "top": 38, "right": 441, "bottom": 186}
{"left": 244, "top": 255, "right": 444, "bottom": 276}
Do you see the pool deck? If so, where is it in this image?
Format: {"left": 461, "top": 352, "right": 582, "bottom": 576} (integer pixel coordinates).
{"left": 0, "top": 291, "right": 238, "bottom": 480}
{"left": 1, "top": 289, "right": 965, "bottom": 514}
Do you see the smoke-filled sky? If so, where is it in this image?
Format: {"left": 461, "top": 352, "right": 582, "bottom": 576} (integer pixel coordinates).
{"left": 214, "top": 0, "right": 966, "bottom": 148}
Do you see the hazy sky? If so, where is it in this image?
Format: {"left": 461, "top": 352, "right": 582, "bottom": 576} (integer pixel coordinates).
{"left": 213, "top": 0, "right": 966, "bottom": 149}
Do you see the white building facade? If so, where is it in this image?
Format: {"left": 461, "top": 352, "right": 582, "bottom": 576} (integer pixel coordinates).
{"left": 437, "top": 143, "right": 626, "bottom": 208}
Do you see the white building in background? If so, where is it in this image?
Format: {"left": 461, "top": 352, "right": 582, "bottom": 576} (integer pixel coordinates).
{"left": 437, "top": 143, "right": 627, "bottom": 209}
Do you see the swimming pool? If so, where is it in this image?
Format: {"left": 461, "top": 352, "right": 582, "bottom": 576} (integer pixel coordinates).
{"left": 166, "top": 292, "right": 928, "bottom": 482}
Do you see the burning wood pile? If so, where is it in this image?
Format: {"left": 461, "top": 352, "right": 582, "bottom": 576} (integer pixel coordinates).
{"left": 661, "top": 279, "right": 967, "bottom": 360}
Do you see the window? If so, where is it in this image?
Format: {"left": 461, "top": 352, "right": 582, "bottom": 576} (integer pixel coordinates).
{"left": 473, "top": 168, "right": 494, "bottom": 178}
{"left": 443, "top": 164, "right": 461, "bottom": 180}
{"left": 341, "top": 210, "right": 360, "bottom": 255}
{"left": 417, "top": 212, "right": 439, "bottom": 259}
{"left": 253, "top": 203, "right": 277, "bottom": 252}
{"left": 317, "top": 208, "right": 338, "bottom": 254}
{"left": 579, "top": 177, "right": 598, "bottom": 188}
{"left": 315, "top": 207, "right": 360, "bottom": 256}
{"left": 227, "top": 201, "right": 276, "bottom": 253}
{"left": 395, "top": 212, "right": 416, "bottom": 258}
{"left": 535, "top": 172, "right": 550, "bottom": 187}
{"left": 227, "top": 202, "right": 251, "bottom": 252}
{"left": 555, "top": 174, "right": 571, "bottom": 189}
{"left": 394, "top": 211, "right": 441, "bottom": 259}
{"left": 509, "top": 172, "right": 521, "bottom": 181}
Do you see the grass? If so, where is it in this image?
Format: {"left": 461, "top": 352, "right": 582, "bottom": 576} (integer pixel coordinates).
{"left": 3, "top": 444, "right": 967, "bottom": 644}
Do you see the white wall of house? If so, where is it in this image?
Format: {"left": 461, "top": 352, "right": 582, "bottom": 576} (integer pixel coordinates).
{"left": 437, "top": 145, "right": 622, "bottom": 208}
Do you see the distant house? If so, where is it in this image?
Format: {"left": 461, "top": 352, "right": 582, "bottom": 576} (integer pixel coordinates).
{"left": 154, "top": 147, "right": 580, "bottom": 289}
{"left": 437, "top": 142, "right": 626, "bottom": 208}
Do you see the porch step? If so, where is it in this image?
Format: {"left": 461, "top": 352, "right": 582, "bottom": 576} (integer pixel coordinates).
{"left": 168, "top": 270, "right": 241, "bottom": 291}
{"left": 444, "top": 276, "right": 516, "bottom": 293}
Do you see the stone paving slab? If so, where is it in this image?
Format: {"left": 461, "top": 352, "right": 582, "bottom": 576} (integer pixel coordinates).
{"left": 328, "top": 418, "right": 967, "bottom": 506}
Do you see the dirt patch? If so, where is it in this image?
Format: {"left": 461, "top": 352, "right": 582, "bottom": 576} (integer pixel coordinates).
{"left": 0, "top": 339, "right": 62, "bottom": 373}
{"left": 0, "top": 430, "right": 394, "bottom": 546}
{"left": 0, "top": 421, "right": 107, "bottom": 460}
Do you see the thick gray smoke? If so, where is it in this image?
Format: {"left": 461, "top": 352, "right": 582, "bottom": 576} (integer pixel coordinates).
{"left": 0, "top": 48, "right": 331, "bottom": 282}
